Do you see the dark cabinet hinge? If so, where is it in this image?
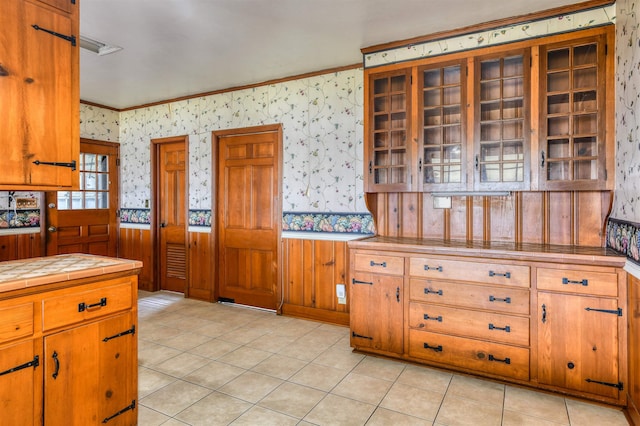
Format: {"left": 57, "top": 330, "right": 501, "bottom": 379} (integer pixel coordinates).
{"left": 585, "top": 307, "right": 622, "bottom": 316}
{"left": 585, "top": 378, "right": 623, "bottom": 390}
{"left": 31, "top": 25, "right": 76, "bottom": 46}
{"left": 103, "top": 325, "right": 136, "bottom": 342}
{"left": 103, "top": 400, "right": 136, "bottom": 423}
{"left": 0, "top": 355, "right": 39, "bottom": 376}
{"left": 352, "top": 331, "right": 373, "bottom": 340}
{"left": 32, "top": 160, "right": 77, "bottom": 171}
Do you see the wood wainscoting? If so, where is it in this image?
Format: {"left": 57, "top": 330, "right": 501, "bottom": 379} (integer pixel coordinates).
{"left": 0, "top": 232, "right": 43, "bottom": 261}
{"left": 282, "top": 238, "right": 350, "bottom": 326}
{"left": 629, "top": 272, "right": 640, "bottom": 426}
{"left": 366, "top": 191, "right": 611, "bottom": 246}
{"left": 118, "top": 227, "right": 154, "bottom": 291}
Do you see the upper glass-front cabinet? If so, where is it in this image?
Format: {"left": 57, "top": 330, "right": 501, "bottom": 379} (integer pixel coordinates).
{"left": 419, "top": 60, "right": 467, "bottom": 191}
{"left": 539, "top": 33, "right": 608, "bottom": 190}
{"left": 366, "top": 69, "right": 412, "bottom": 192}
{"left": 474, "top": 50, "right": 530, "bottom": 191}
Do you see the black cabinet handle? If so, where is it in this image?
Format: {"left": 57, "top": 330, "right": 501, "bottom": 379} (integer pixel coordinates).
{"left": 423, "top": 343, "right": 443, "bottom": 352}
{"left": 489, "top": 295, "right": 511, "bottom": 304}
{"left": 562, "top": 277, "right": 588, "bottom": 286}
{"left": 352, "top": 278, "right": 373, "bottom": 285}
{"left": 370, "top": 260, "right": 387, "bottom": 268}
{"left": 424, "top": 264, "right": 443, "bottom": 272}
{"left": 542, "top": 304, "right": 547, "bottom": 323}
{"left": 488, "top": 354, "right": 510, "bottom": 364}
{"left": 396, "top": 286, "right": 400, "bottom": 303}
{"left": 424, "top": 288, "right": 443, "bottom": 296}
{"left": 424, "top": 314, "right": 443, "bottom": 322}
{"left": 488, "top": 323, "right": 511, "bottom": 332}
{"left": 78, "top": 297, "right": 107, "bottom": 312}
{"left": 489, "top": 270, "right": 511, "bottom": 279}
{"left": 541, "top": 150, "right": 545, "bottom": 168}
{"left": 52, "top": 351, "right": 60, "bottom": 379}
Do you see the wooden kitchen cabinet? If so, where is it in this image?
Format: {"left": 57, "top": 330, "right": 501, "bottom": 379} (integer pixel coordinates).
{"left": 350, "top": 252, "right": 404, "bottom": 354}
{"left": 348, "top": 236, "right": 627, "bottom": 406}
{"left": 44, "top": 311, "right": 137, "bottom": 425}
{"left": 363, "top": 26, "right": 613, "bottom": 193}
{"left": 0, "top": 0, "right": 79, "bottom": 190}
{"left": 538, "top": 30, "right": 613, "bottom": 190}
{"left": 537, "top": 265, "right": 625, "bottom": 400}
{"left": 0, "top": 255, "right": 141, "bottom": 425}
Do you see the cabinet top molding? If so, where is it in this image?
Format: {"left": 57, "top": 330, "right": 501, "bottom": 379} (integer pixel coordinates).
{"left": 363, "top": 3, "right": 614, "bottom": 68}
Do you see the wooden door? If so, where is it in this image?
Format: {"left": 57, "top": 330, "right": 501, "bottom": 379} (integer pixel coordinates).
{"left": 46, "top": 140, "right": 119, "bottom": 256}
{"left": 155, "top": 137, "right": 187, "bottom": 293}
{"left": 538, "top": 292, "right": 621, "bottom": 398}
{"left": 44, "top": 313, "right": 137, "bottom": 425}
{"left": 216, "top": 125, "right": 281, "bottom": 310}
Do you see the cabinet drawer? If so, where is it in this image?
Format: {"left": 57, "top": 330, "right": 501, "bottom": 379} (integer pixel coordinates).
{"left": 354, "top": 253, "right": 404, "bottom": 275}
{"left": 42, "top": 280, "right": 133, "bottom": 331}
{"left": 410, "top": 278, "right": 530, "bottom": 315}
{"left": 409, "top": 329, "right": 529, "bottom": 381}
{"left": 410, "top": 257, "right": 529, "bottom": 287}
{"left": 536, "top": 267, "right": 618, "bottom": 297}
{"left": 0, "top": 303, "right": 33, "bottom": 344}
{"left": 409, "top": 303, "right": 529, "bottom": 346}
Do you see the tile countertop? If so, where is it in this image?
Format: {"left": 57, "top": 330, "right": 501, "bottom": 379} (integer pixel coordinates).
{"left": 0, "top": 254, "right": 143, "bottom": 293}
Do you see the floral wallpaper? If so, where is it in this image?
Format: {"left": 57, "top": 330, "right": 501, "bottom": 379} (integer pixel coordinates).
{"left": 117, "top": 69, "right": 366, "bottom": 215}
{"left": 79, "top": 104, "right": 119, "bottom": 142}
{"left": 283, "top": 212, "right": 374, "bottom": 234}
{"left": 611, "top": 0, "right": 640, "bottom": 223}
{"left": 365, "top": 4, "right": 615, "bottom": 68}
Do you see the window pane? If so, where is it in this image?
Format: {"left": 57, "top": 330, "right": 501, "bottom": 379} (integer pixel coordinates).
{"left": 57, "top": 192, "right": 71, "bottom": 210}
{"left": 85, "top": 192, "right": 97, "bottom": 209}
{"left": 84, "top": 154, "right": 97, "bottom": 171}
{"left": 85, "top": 172, "right": 97, "bottom": 190}
{"left": 98, "top": 155, "right": 108, "bottom": 172}
{"left": 98, "top": 192, "right": 109, "bottom": 209}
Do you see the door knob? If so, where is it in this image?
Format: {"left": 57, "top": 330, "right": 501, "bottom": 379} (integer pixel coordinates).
{"left": 48, "top": 226, "right": 57, "bottom": 232}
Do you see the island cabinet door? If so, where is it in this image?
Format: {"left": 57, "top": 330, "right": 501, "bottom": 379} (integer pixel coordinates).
{"left": 44, "top": 312, "right": 137, "bottom": 426}
{"left": 0, "top": 339, "right": 41, "bottom": 425}
{"left": 537, "top": 292, "right": 621, "bottom": 399}
{"left": 350, "top": 272, "right": 404, "bottom": 354}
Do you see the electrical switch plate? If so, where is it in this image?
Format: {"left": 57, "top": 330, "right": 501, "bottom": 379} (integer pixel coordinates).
{"left": 336, "top": 283, "right": 346, "bottom": 304}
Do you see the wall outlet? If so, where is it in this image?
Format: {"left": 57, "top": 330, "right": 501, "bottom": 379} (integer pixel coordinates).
{"left": 336, "top": 284, "right": 346, "bottom": 304}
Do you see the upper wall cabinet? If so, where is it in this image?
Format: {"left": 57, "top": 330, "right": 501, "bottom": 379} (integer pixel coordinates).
{"left": 538, "top": 31, "right": 611, "bottom": 191}
{"left": 367, "top": 69, "right": 413, "bottom": 192}
{"left": 0, "top": 0, "right": 79, "bottom": 190}
{"left": 364, "top": 26, "right": 613, "bottom": 193}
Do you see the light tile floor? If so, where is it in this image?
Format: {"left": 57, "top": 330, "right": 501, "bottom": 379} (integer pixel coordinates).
{"left": 137, "top": 291, "right": 630, "bottom": 425}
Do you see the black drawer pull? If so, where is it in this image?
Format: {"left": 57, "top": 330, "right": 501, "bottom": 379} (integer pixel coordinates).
{"left": 562, "top": 277, "right": 588, "bottom": 286}
{"left": 488, "top": 354, "right": 510, "bottom": 364}
{"left": 78, "top": 297, "right": 107, "bottom": 312}
{"left": 352, "top": 279, "right": 373, "bottom": 286}
{"left": 423, "top": 314, "right": 443, "bottom": 322}
{"left": 489, "top": 270, "right": 511, "bottom": 278}
{"left": 489, "top": 295, "right": 511, "bottom": 304}
{"left": 488, "top": 323, "right": 511, "bottom": 333}
{"left": 424, "top": 288, "right": 443, "bottom": 296}
{"left": 423, "top": 343, "right": 443, "bottom": 352}
{"left": 424, "top": 265, "right": 443, "bottom": 272}
{"left": 370, "top": 261, "right": 387, "bottom": 268}
{"left": 52, "top": 351, "right": 60, "bottom": 379}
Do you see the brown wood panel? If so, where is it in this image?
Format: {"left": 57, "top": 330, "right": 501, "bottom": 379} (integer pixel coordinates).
{"left": 0, "top": 233, "right": 43, "bottom": 261}
{"left": 367, "top": 190, "right": 610, "bottom": 247}
{"left": 282, "top": 238, "right": 349, "bottom": 325}
{"left": 118, "top": 227, "right": 153, "bottom": 291}
{"left": 187, "top": 231, "right": 213, "bottom": 301}
{"left": 628, "top": 274, "right": 640, "bottom": 426}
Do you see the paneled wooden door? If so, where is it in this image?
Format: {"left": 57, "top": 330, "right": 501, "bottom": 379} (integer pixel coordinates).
{"left": 215, "top": 124, "right": 282, "bottom": 310}
{"left": 154, "top": 136, "right": 188, "bottom": 293}
{"left": 46, "top": 140, "right": 119, "bottom": 256}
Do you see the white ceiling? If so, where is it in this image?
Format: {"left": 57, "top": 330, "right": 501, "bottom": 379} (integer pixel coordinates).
{"left": 79, "top": 0, "right": 587, "bottom": 109}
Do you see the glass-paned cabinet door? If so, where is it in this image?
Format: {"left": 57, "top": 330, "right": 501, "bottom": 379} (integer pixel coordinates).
{"left": 419, "top": 60, "right": 466, "bottom": 191}
{"left": 540, "top": 33, "right": 607, "bottom": 190}
{"left": 366, "top": 69, "right": 412, "bottom": 192}
{"left": 475, "top": 50, "right": 530, "bottom": 191}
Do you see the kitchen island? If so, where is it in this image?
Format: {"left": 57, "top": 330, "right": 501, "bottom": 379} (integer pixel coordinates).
{"left": 0, "top": 254, "right": 142, "bottom": 425}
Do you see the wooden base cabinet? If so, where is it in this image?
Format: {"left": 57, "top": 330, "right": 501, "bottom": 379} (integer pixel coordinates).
{"left": 536, "top": 265, "right": 625, "bottom": 401}
{"left": 350, "top": 252, "right": 404, "bottom": 354}
{"left": 348, "top": 237, "right": 627, "bottom": 406}
{"left": 0, "top": 271, "right": 139, "bottom": 425}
